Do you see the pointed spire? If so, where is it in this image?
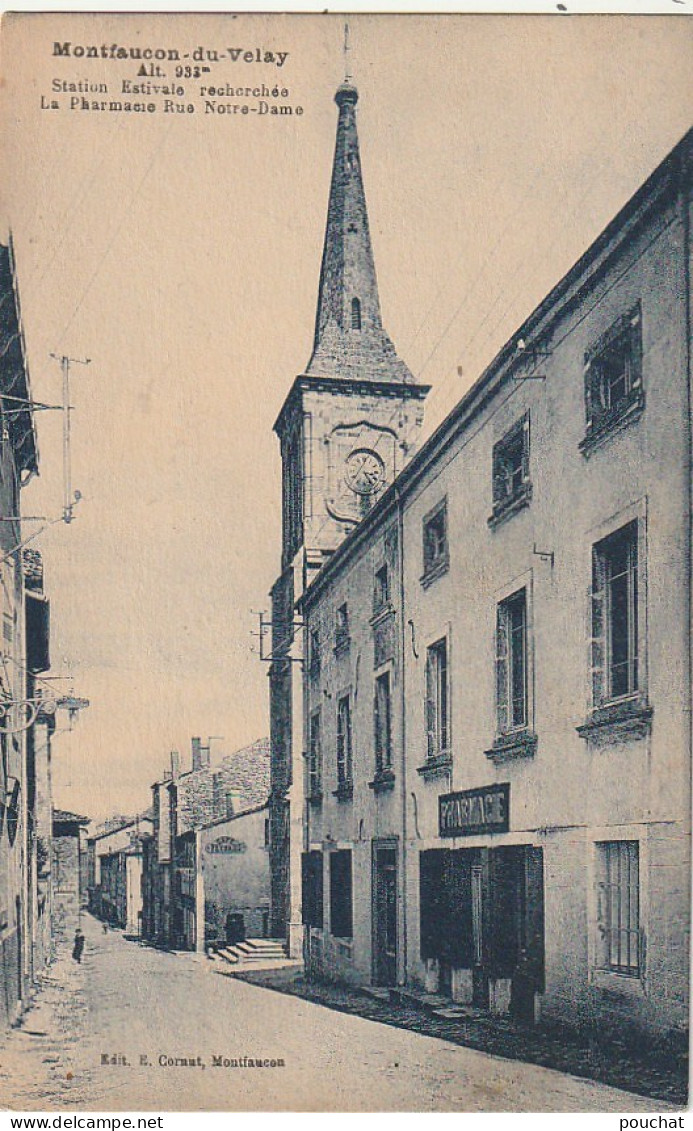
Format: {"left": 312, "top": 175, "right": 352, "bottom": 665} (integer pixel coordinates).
{"left": 306, "top": 81, "right": 415, "bottom": 385}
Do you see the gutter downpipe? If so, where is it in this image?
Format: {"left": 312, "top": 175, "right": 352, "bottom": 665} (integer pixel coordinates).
{"left": 395, "top": 481, "right": 408, "bottom": 987}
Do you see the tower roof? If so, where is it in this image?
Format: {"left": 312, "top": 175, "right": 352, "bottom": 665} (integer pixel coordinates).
{"left": 306, "top": 83, "right": 416, "bottom": 385}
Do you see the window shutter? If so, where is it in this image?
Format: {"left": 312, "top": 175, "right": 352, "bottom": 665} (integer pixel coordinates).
{"left": 629, "top": 306, "right": 643, "bottom": 390}
{"left": 425, "top": 653, "right": 436, "bottom": 759}
{"left": 487, "top": 848, "right": 518, "bottom": 978}
{"left": 492, "top": 439, "right": 503, "bottom": 504}
{"left": 495, "top": 605, "right": 509, "bottom": 733}
{"left": 590, "top": 554, "right": 607, "bottom": 708}
{"left": 524, "top": 847, "right": 545, "bottom": 991}
{"left": 302, "top": 852, "right": 316, "bottom": 926}
{"left": 419, "top": 849, "right": 445, "bottom": 960}
{"left": 443, "top": 850, "right": 474, "bottom": 967}
{"left": 521, "top": 416, "right": 530, "bottom": 484}
{"left": 583, "top": 355, "right": 594, "bottom": 428}
{"left": 330, "top": 850, "right": 352, "bottom": 938}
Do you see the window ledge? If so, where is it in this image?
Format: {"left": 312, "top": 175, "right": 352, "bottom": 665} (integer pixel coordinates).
{"left": 368, "top": 769, "right": 395, "bottom": 794}
{"left": 370, "top": 604, "right": 394, "bottom": 628}
{"left": 488, "top": 482, "right": 533, "bottom": 531}
{"left": 485, "top": 730, "right": 538, "bottom": 763}
{"left": 590, "top": 968, "right": 645, "bottom": 998}
{"left": 577, "top": 699, "right": 653, "bottom": 745}
{"left": 420, "top": 556, "right": 449, "bottom": 590}
{"left": 416, "top": 752, "right": 452, "bottom": 780}
{"left": 579, "top": 390, "right": 645, "bottom": 458}
{"left": 332, "top": 782, "right": 354, "bottom": 802}
{"left": 306, "top": 792, "right": 323, "bottom": 807}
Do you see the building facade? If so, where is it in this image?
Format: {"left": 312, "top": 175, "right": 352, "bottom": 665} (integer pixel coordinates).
{"left": 177, "top": 803, "right": 270, "bottom": 952}
{"left": 0, "top": 240, "right": 45, "bottom": 1029}
{"left": 298, "top": 128, "right": 692, "bottom": 1042}
{"left": 88, "top": 815, "right": 153, "bottom": 934}
{"left": 268, "top": 80, "right": 429, "bottom": 954}
{"left": 51, "top": 809, "right": 89, "bottom": 950}
{"left": 142, "top": 737, "right": 270, "bottom": 949}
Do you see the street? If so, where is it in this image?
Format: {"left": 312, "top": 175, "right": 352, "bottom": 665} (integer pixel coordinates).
{"left": 0, "top": 915, "right": 674, "bottom": 1113}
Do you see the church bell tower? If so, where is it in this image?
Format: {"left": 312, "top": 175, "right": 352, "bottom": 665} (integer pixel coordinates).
{"left": 269, "top": 75, "right": 429, "bottom": 949}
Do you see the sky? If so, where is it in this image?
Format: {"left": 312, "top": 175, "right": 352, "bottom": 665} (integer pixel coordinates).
{"left": 0, "top": 11, "right": 691, "bottom": 821}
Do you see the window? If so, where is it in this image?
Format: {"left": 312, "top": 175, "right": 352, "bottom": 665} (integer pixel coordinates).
{"left": 309, "top": 629, "right": 321, "bottom": 678}
{"left": 422, "top": 498, "right": 448, "bottom": 584}
{"left": 282, "top": 425, "right": 303, "bottom": 562}
{"left": 425, "top": 638, "right": 449, "bottom": 760}
{"left": 301, "top": 850, "right": 323, "bottom": 928}
{"left": 374, "top": 671, "right": 392, "bottom": 773}
{"left": 496, "top": 589, "right": 527, "bottom": 733}
{"left": 335, "top": 603, "right": 350, "bottom": 652}
{"left": 582, "top": 305, "right": 643, "bottom": 449}
{"left": 329, "top": 849, "right": 353, "bottom": 938}
{"left": 597, "top": 841, "right": 640, "bottom": 976}
{"left": 591, "top": 522, "right": 638, "bottom": 705}
{"left": 373, "top": 564, "right": 390, "bottom": 613}
{"left": 336, "top": 695, "right": 353, "bottom": 787}
{"left": 308, "top": 710, "right": 322, "bottom": 800}
{"left": 490, "top": 415, "right": 531, "bottom": 526}
{"left": 351, "top": 297, "right": 362, "bottom": 330}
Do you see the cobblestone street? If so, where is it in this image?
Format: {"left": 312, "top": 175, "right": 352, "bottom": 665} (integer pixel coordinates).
{"left": 0, "top": 915, "right": 677, "bottom": 1113}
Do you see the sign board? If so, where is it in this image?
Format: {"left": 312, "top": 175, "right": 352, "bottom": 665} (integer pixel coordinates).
{"left": 205, "top": 836, "right": 247, "bottom": 855}
{"left": 439, "top": 784, "right": 510, "bottom": 838}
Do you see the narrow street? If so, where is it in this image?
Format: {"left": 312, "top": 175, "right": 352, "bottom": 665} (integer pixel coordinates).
{"left": 0, "top": 915, "right": 673, "bottom": 1113}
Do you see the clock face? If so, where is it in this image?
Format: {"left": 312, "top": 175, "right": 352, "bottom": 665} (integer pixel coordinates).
{"left": 344, "top": 448, "right": 385, "bottom": 496}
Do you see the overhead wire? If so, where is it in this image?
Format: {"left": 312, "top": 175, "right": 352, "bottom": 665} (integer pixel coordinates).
{"left": 402, "top": 100, "right": 588, "bottom": 366}
{"left": 421, "top": 138, "right": 628, "bottom": 419}
{"left": 55, "top": 119, "right": 175, "bottom": 343}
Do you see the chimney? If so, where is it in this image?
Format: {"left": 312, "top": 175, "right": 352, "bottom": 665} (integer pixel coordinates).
{"left": 192, "top": 736, "right": 210, "bottom": 772}
{"left": 225, "top": 790, "right": 244, "bottom": 819}
{"left": 170, "top": 750, "right": 180, "bottom": 779}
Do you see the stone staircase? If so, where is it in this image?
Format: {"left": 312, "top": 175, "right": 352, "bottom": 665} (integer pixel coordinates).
{"left": 210, "top": 937, "right": 296, "bottom": 970}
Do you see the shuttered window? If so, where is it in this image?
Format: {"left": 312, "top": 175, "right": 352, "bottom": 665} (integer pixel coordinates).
{"left": 336, "top": 695, "right": 353, "bottom": 785}
{"left": 374, "top": 671, "right": 392, "bottom": 772}
{"left": 583, "top": 305, "right": 643, "bottom": 443}
{"left": 419, "top": 849, "right": 473, "bottom": 966}
{"left": 425, "top": 637, "right": 449, "bottom": 759}
{"left": 591, "top": 522, "right": 639, "bottom": 705}
{"left": 496, "top": 589, "right": 527, "bottom": 733}
{"left": 422, "top": 498, "right": 449, "bottom": 582}
{"left": 335, "top": 603, "right": 350, "bottom": 651}
{"left": 492, "top": 415, "right": 530, "bottom": 509}
{"left": 329, "top": 849, "right": 353, "bottom": 938}
{"left": 308, "top": 710, "right": 322, "bottom": 798}
{"left": 301, "top": 850, "right": 324, "bottom": 928}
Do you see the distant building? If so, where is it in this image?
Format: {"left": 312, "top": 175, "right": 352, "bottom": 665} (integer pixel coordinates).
{"left": 177, "top": 802, "right": 270, "bottom": 952}
{"left": 142, "top": 737, "right": 270, "bottom": 949}
{"left": 297, "top": 126, "right": 692, "bottom": 1042}
{"left": 87, "top": 815, "right": 153, "bottom": 933}
{"left": 51, "top": 809, "right": 89, "bottom": 949}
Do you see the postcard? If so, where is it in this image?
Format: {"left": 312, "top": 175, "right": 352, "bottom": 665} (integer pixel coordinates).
{"left": 0, "top": 9, "right": 690, "bottom": 1115}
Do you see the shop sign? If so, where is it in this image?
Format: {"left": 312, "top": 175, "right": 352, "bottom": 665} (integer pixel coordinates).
{"left": 439, "top": 783, "right": 509, "bottom": 838}
{"left": 205, "top": 836, "right": 247, "bottom": 855}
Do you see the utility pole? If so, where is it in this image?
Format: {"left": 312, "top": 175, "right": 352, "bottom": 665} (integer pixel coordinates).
{"left": 50, "top": 353, "right": 90, "bottom": 523}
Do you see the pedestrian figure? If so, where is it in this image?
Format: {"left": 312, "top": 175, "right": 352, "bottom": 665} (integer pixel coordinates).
{"left": 72, "top": 928, "right": 85, "bottom": 964}
{"left": 102, "top": 920, "right": 108, "bottom": 934}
